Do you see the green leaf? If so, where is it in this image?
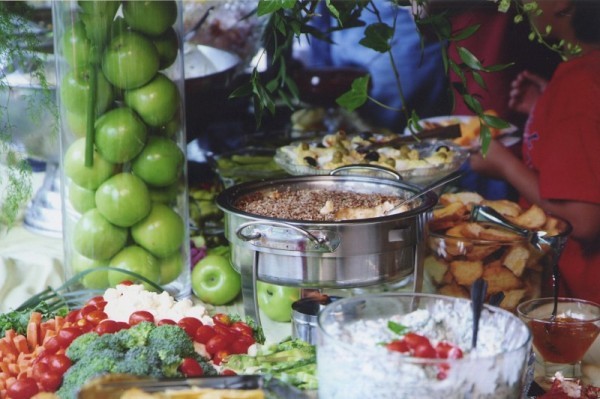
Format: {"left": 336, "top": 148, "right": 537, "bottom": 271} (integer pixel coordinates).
{"left": 472, "top": 70, "right": 487, "bottom": 89}
{"left": 482, "top": 113, "right": 511, "bottom": 130}
{"left": 484, "top": 62, "right": 515, "bottom": 72}
{"left": 335, "top": 75, "right": 370, "bottom": 112}
{"left": 457, "top": 46, "right": 483, "bottom": 71}
{"left": 325, "top": 0, "right": 341, "bottom": 23}
{"left": 450, "top": 24, "right": 480, "bottom": 41}
{"left": 257, "top": 0, "right": 291, "bottom": 16}
{"left": 229, "top": 82, "right": 254, "bottom": 99}
{"left": 359, "top": 22, "right": 393, "bottom": 53}
{"left": 462, "top": 93, "right": 483, "bottom": 114}
{"left": 480, "top": 124, "right": 492, "bottom": 155}
{"left": 387, "top": 320, "right": 408, "bottom": 336}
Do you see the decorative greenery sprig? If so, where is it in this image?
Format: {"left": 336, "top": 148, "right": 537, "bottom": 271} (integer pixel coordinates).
{"left": 232, "top": 0, "right": 576, "bottom": 155}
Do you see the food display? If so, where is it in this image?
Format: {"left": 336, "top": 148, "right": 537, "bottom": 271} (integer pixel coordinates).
{"left": 207, "top": 148, "right": 287, "bottom": 189}
{"left": 406, "top": 110, "right": 519, "bottom": 149}
{"left": 53, "top": 1, "right": 190, "bottom": 297}
{"left": 234, "top": 188, "right": 410, "bottom": 221}
{"left": 317, "top": 293, "right": 532, "bottom": 399}
{"left": 274, "top": 130, "right": 468, "bottom": 185}
{"left": 424, "top": 192, "right": 571, "bottom": 311}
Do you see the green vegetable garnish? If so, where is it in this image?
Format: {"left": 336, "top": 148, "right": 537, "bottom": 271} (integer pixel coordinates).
{"left": 388, "top": 320, "right": 409, "bottom": 336}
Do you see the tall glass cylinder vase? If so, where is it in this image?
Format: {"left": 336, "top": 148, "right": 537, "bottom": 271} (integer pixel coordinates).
{"left": 52, "top": 0, "right": 190, "bottom": 298}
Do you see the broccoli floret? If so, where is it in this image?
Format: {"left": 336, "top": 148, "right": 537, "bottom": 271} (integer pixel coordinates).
{"left": 57, "top": 350, "right": 124, "bottom": 399}
{"left": 113, "top": 321, "right": 156, "bottom": 349}
{"left": 192, "top": 352, "right": 218, "bottom": 376}
{"left": 65, "top": 332, "right": 101, "bottom": 361}
{"left": 113, "top": 346, "right": 163, "bottom": 378}
{"left": 146, "top": 324, "right": 195, "bottom": 377}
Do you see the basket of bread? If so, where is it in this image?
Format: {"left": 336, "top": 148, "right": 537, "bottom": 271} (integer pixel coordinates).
{"left": 423, "top": 192, "right": 571, "bottom": 312}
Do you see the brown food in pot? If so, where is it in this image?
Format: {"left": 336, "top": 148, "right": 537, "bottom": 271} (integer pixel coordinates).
{"left": 234, "top": 188, "right": 409, "bottom": 221}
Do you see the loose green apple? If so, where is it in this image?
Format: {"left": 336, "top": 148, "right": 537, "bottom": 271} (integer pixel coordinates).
{"left": 256, "top": 282, "right": 301, "bottom": 322}
{"left": 95, "top": 173, "right": 152, "bottom": 227}
{"left": 71, "top": 251, "right": 110, "bottom": 289}
{"left": 73, "top": 208, "right": 128, "bottom": 260}
{"left": 152, "top": 27, "right": 178, "bottom": 69}
{"left": 61, "top": 21, "right": 92, "bottom": 71}
{"left": 123, "top": 1, "right": 177, "bottom": 37}
{"left": 94, "top": 107, "right": 148, "bottom": 163}
{"left": 63, "top": 137, "right": 117, "bottom": 190}
{"left": 131, "top": 203, "right": 185, "bottom": 258}
{"left": 102, "top": 31, "right": 160, "bottom": 90}
{"left": 124, "top": 73, "right": 180, "bottom": 127}
{"left": 191, "top": 253, "right": 240, "bottom": 305}
{"left": 68, "top": 181, "right": 96, "bottom": 214}
{"left": 131, "top": 136, "right": 184, "bottom": 187}
{"left": 159, "top": 250, "right": 183, "bottom": 285}
{"left": 60, "top": 66, "right": 114, "bottom": 115}
{"left": 108, "top": 245, "right": 160, "bottom": 290}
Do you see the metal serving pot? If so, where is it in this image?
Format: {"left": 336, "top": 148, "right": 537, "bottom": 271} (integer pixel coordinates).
{"left": 216, "top": 174, "right": 438, "bottom": 289}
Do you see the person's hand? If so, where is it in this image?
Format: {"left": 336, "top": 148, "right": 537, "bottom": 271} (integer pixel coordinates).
{"left": 469, "top": 140, "right": 519, "bottom": 181}
{"left": 508, "top": 70, "right": 548, "bottom": 115}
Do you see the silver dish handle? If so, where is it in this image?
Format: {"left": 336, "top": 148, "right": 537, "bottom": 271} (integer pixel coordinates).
{"left": 329, "top": 164, "right": 402, "bottom": 180}
{"left": 235, "top": 220, "right": 339, "bottom": 252}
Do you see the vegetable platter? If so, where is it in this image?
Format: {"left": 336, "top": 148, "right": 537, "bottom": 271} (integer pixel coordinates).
{"left": 0, "top": 282, "right": 316, "bottom": 399}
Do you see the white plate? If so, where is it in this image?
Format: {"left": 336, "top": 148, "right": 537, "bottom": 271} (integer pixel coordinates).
{"left": 404, "top": 115, "right": 520, "bottom": 150}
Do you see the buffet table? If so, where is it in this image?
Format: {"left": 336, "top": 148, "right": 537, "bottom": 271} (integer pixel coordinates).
{"left": 1, "top": 165, "right": 600, "bottom": 391}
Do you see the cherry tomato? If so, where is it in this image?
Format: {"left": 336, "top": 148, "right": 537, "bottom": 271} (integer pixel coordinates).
{"left": 212, "top": 313, "right": 231, "bottom": 326}
{"left": 46, "top": 354, "right": 72, "bottom": 375}
{"left": 229, "top": 334, "right": 254, "bottom": 355}
{"left": 230, "top": 321, "right": 254, "bottom": 337}
{"left": 116, "top": 321, "right": 131, "bottom": 331}
{"left": 79, "top": 304, "right": 97, "bottom": 318}
{"left": 32, "top": 362, "right": 50, "bottom": 381}
{"left": 129, "top": 310, "right": 155, "bottom": 326}
{"left": 179, "top": 358, "right": 204, "bottom": 377}
{"left": 75, "top": 318, "right": 94, "bottom": 333}
{"left": 386, "top": 339, "right": 410, "bottom": 353}
{"left": 42, "top": 337, "right": 61, "bottom": 354}
{"left": 64, "top": 309, "right": 81, "bottom": 323}
{"left": 85, "top": 310, "right": 108, "bottom": 326}
{"left": 205, "top": 334, "right": 233, "bottom": 356}
{"left": 94, "top": 320, "right": 120, "bottom": 335}
{"left": 119, "top": 280, "right": 134, "bottom": 286}
{"left": 221, "top": 369, "right": 237, "bottom": 376}
{"left": 213, "top": 324, "right": 236, "bottom": 341}
{"left": 157, "top": 319, "right": 176, "bottom": 326}
{"left": 435, "top": 341, "right": 464, "bottom": 360}
{"left": 177, "top": 317, "right": 203, "bottom": 338}
{"left": 194, "top": 325, "right": 216, "bottom": 344}
{"left": 212, "top": 349, "right": 230, "bottom": 365}
{"left": 39, "top": 371, "right": 62, "bottom": 392}
{"left": 6, "top": 377, "right": 39, "bottom": 399}
{"left": 412, "top": 343, "right": 437, "bottom": 358}
{"left": 56, "top": 327, "right": 83, "bottom": 347}
{"left": 86, "top": 296, "right": 107, "bottom": 310}
{"left": 402, "top": 332, "right": 431, "bottom": 350}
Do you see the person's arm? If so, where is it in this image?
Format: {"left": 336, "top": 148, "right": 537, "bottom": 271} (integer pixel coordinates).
{"left": 470, "top": 141, "right": 600, "bottom": 244}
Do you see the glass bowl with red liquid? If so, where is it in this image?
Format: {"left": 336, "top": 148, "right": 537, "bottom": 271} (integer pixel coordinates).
{"left": 517, "top": 297, "right": 600, "bottom": 389}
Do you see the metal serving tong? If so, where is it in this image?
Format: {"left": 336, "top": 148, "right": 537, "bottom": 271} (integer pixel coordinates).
{"left": 469, "top": 205, "right": 564, "bottom": 253}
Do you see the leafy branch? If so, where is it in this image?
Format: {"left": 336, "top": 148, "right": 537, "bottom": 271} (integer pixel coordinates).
{"left": 233, "top": 0, "right": 573, "bottom": 155}
{"left": 0, "top": 3, "right": 55, "bottom": 228}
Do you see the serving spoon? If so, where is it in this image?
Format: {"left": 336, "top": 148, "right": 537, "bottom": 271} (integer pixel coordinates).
{"left": 384, "top": 170, "right": 465, "bottom": 215}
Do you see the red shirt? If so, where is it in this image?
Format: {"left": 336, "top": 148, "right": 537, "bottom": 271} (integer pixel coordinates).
{"left": 522, "top": 51, "right": 600, "bottom": 303}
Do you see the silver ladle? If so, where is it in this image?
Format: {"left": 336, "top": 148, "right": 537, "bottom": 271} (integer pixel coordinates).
{"left": 384, "top": 170, "right": 465, "bottom": 215}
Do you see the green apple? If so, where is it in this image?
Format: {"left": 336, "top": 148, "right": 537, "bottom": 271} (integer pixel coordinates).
{"left": 123, "top": 1, "right": 177, "bottom": 37}
{"left": 151, "top": 112, "right": 181, "bottom": 138}
{"left": 191, "top": 253, "right": 240, "bottom": 305}
{"left": 73, "top": 208, "right": 128, "bottom": 260}
{"left": 71, "top": 251, "right": 110, "bottom": 289}
{"left": 256, "top": 282, "right": 301, "bottom": 322}
{"left": 95, "top": 173, "right": 152, "bottom": 227}
{"left": 108, "top": 245, "right": 160, "bottom": 289}
{"left": 61, "top": 21, "right": 92, "bottom": 71}
{"left": 79, "top": 0, "right": 121, "bottom": 47}
{"left": 101, "top": 31, "right": 160, "bottom": 90}
{"left": 131, "top": 136, "right": 184, "bottom": 187}
{"left": 59, "top": 66, "right": 114, "bottom": 115}
{"left": 124, "top": 73, "right": 180, "bottom": 127}
{"left": 148, "top": 182, "right": 179, "bottom": 204}
{"left": 68, "top": 181, "right": 96, "bottom": 214}
{"left": 131, "top": 203, "right": 185, "bottom": 258}
{"left": 64, "top": 110, "right": 87, "bottom": 138}
{"left": 94, "top": 107, "right": 148, "bottom": 163}
{"left": 159, "top": 250, "right": 183, "bottom": 285}
{"left": 152, "top": 27, "right": 178, "bottom": 69}
{"left": 63, "top": 137, "right": 117, "bottom": 190}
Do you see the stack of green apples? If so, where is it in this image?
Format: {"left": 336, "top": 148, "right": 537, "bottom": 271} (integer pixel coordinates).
{"left": 55, "top": 1, "right": 190, "bottom": 296}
